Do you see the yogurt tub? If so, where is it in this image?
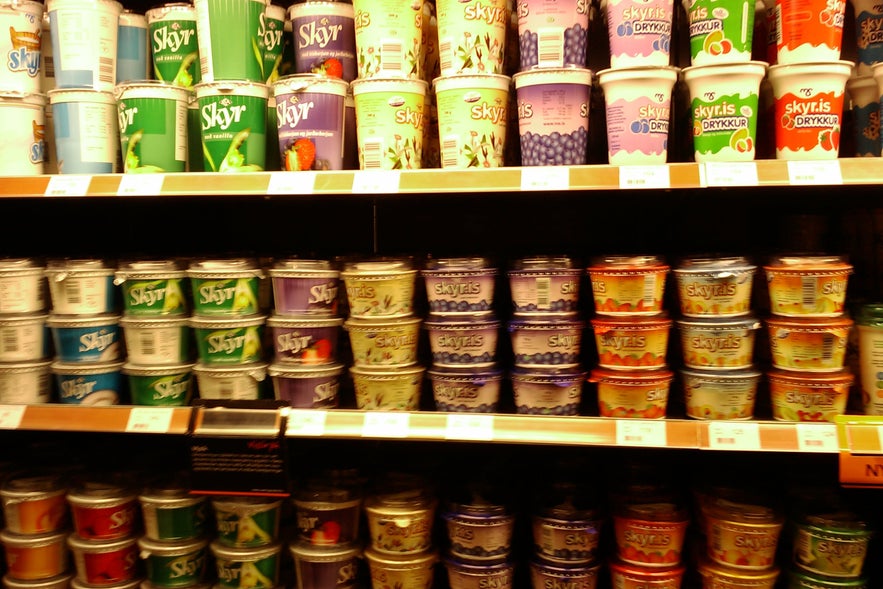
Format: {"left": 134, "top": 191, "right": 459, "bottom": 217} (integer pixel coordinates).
{"left": 788, "top": 569, "right": 869, "bottom": 588}
{"left": 115, "top": 261, "right": 188, "bottom": 316}
{"left": 596, "top": 66, "right": 677, "bottom": 165}
{"left": 425, "top": 316, "right": 499, "bottom": 368}
{"left": 138, "top": 488, "right": 207, "bottom": 541}
{"left": 288, "top": 2, "right": 357, "bottom": 82}
{"left": 856, "top": 303, "right": 883, "bottom": 414}
{"left": 350, "top": 78, "right": 427, "bottom": 170}
{"left": 764, "top": 255, "right": 852, "bottom": 317}
{"left": 775, "top": 0, "right": 846, "bottom": 64}
{"left": 445, "top": 559, "right": 513, "bottom": 589}
{"left": 674, "top": 256, "right": 756, "bottom": 317}
{"left": 138, "top": 537, "right": 209, "bottom": 587}
{"left": 428, "top": 367, "right": 502, "bottom": 412}
{"left": 292, "top": 487, "right": 362, "bottom": 545}
{"left": 0, "top": 0, "right": 43, "bottom": 93}
{"left": 854, "top": 0, "right": 883, "bottom": 76}
{"left": 269, "top": 259, "right": 339, "bottom": 316}
{"left": 0, "top": 259, "right": 46, "bottom": 314}
{"left": 46, "top": 0, "right": 122, "bottom": 91}
{"left": 436, "top": 0, "right": 506, "bottom": 75}
{"left": 267, "top": 363, "right": 343, "bottom": 408}
{"left": 682, "top": 61, "right": 767, "bottom": 161}
{"left": 115, "top": 81, "right": 189, "bottom": 173}
{"left": 677, "top": 317, "right": 760, "bottom": 370}
{"left": 846, "top": 76, "right": 880, "bottom": 157}
{"left": 591, "top": 367, "right": 673, "bottom": 419}
{"left": 592, "top": 316, "right": 672, "bottom": 370}
{"left": 532, "top": 510, "right": 603, "bottom": 565}
{"left": 340, "top": 260, "right": 418, "bottom": 318}
{"left": 364, "top": 489, "right": 437, "bottom": 555}
{"left": 698, "top": 559, "right": 780, "bottom": 588}
{"left": 442, "top": 504, "right": 514, "bottom": 563}
{"left": 1, "top": 474, "right": 68, "bottom": 534}
{"left": 123, "top": 363, "right": 194, "bottom": 406}
{"left": 683, "top": 0, "right": 756, "bottom": 65}
{"left": 45, "top": 260, "right": 116, "bottom": 315}
{"left": 350, "top": 365, "right": 425, "bottom": 411}
{"left": 517, "top": 0, "right": 590, "bottom": 69}
{"left": 187, "top": 260, "right": 263, "bottom": 316}
{"left": 604, "top": 0, "right": 675, "bottom": 68}
{"left": 421, "top": 257, "right": 497, "bottom": 315}
{"left": 345, "top": 317, "right": 421, "bottom": 368}
{"left": 703, "top": 501, "right": 784, "bottom": 570}
{"left": 434, "top": 74, "right": 509, "bottom": 168}
{"left": 793, "top": 512, "right": 872, "bottom": 578}
{"left": 0, "top": 314, "right": 49, "bottom": 362}
{"left": 289, "top": 541, "right": 361, "bottom": 589}
{"left": 193, "top": 0, "right": 265, "bottom": 82}
{"left": 768, "top": 369, "right": 852, "bottom": 421}
{"left": 364, "top": 548, "right": 437, "bottom": 589}
{"left": 52, "top": 360, "right": 123, "bottom": 405}
{"left": 261, "top": 4, "right": 285, "bottom": 84}
{"left": 211, "top": 541, "right": 281, "bottom": 589}
{"left": 47, "top": 89, "right": 118, "bottom": 174}
{"left": 510, "top": 369, "right": 585, "bottom": 415}
{"left": 119, "top": 316, "right": 190, "bottom": 365}
{"left": 48, "top": 314, "right": 121, "bottom": 364}
{"left": 67, "top": 483, "right": 139, "bottom": 540}
{"left": 2, "top": 574, "right": 73, "bottom": 589}
{"left": 190, "top": 314, "right": 266, "bottom": 365}
{"left": 0, "top": 530, "right": 68, "bottom": 581}
{"left": 509, "top": 318, "right": 583, "bottom": 369}
{"left": 682, "top": 367, "right": 761, "bottom": 420}
{"left": 350, "top": 0, "right": 423, "bottom": 79}
{"left": 0, "top": 93, "right": 45, "bottom": 176}
{"left": 587, "top": 256, "right": 668, "bottom": 316}
{"left": 608, "top": 560, "right": 686, "bottom": 588}
{"left": 613, "top": 502, "right": 689, "bottom": 567}
{"left": 766, "top": 316, "right": 852, "bottom": 372}
{"left": 195, "top": 81, "right": 269, "bottom": 172}
{"left": 508, "top": 257, "right": 581, "bottom": 316}
{"left": 212, "top": 497, "right": 281, "bottom": 547}
{"left": 77, "top": 581, "right": 141, "bottom": 589}
{"left": 512, "top": 68, "right": 591, "bottom": 166}
{"left": 145, "top": 2, "right": 200, "bottom": 88}
{"left": 267, "top": 316, "right": 342, "bottom": 365}
{"left": 0, "top": 360, "right": 53, "bottom": 404}
{"left": 767, "top": 61, "right": 852, "bottom": 160}
{"left": 67, "top": 535, "right": 138, "bottom": 586}
{"left": 192, "top": 362, "right": 268, "bottom": 401}
{"left": 529, "top": 560, "right": 600, "bottom": 589}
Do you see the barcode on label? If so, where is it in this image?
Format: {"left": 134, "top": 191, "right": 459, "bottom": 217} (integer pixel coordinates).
{"left": 65, "top": 281, "right": 81, "bottom": 304}
{"left": 625, "top": 436, "right": 640, "bottom": 442}
{"left": 801, "top": 276, "right": 817, "bottom": 306}
{"left": 536, "top": 277, "right": 551, "bottom": 309}
{"left": 199, "top": 57, "right": 208, "bottom": 78}
{"left": 380, "top": 41, "right": 403, "bottom": 73}
{"left": 774, "top": 6, "right": 782, "bottom": 44}
{"left": 441, "top": 136, "right": 459, "bottom": 167}
{"left": 1, "top": 329, "right": 17, "bottom": 353}
{"left": 643, "top": 275, "right": 656, "bottom": 306}
{"left": 439, "top": 39, "right": 453, "bottom": 73}
{"left": 140, "top": 332, "right": 156, "bottom": 356}
{"left": 44, "top": 56, "right": 54, "bottom": 78}
{"left": 717, "top": 437, "right": 735, "bottom": 445}
{"left": 537, "top": 28, "right": 564, "bottom": 64}
{"left": 804, "top": 439, "right": 822, "bottom": 446}
{"left": 822, "top": 334, "right": 834, "bottom": 360}
{"left": 99, "top": 57, "right": 114, "bottom": 84}
{"left": 362, "top": 140, "right": 383, "bottom": 169}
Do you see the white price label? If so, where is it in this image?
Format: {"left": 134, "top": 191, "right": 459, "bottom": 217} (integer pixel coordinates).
{"left": 708, "top": 422, "right": 761, "bottom": 450}
{"left": 44, "top": 175, "right": 91, "bottom": 197}
{"left": 117, "top": 174, "right": 165, "bottom": 196}
{"left": 445, "top": 414, "right": 494, "bottom": 441}
{"left": 702, "top": 162, "right": 759, "bottom": 187}
{"left": 787, "top": 160, "right": 843, "bottom": 186}
{"left": 0, "top": 405, "right": 25, "bottom": 429}
{"left": 362, "top": 412, "right": 410, "bottom": 438}
{"left": 125, "top": 407, "right": 174, "bottom": 433}
{"left": 267, "top": 171, "right": 316, "bottom": 195}
{"left": 352, "top": 171, "right": 401, "bottom": 194}
{"left": 287, "top": 410, "right": 327, "bottom": 436}
{"left": 796, "top": 423, "right": 837, "bottom": 453}
{"left": 521, "top": 167, "right": 569, "bottom": 191}
{"left": 616, "top": 420, "right": 667, "bottom": 447}
{"left": 618, "top": 165, "right": 671, "bottom": 189}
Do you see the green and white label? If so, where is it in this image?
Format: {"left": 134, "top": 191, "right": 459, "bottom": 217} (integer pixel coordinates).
{"left": 192, "top": 278, "right": 260, "bottom": 314}
{"left": 197, "top": 325, "right": 264, "bottom": 364}
{"left": 118, "top": 95, "right": 187, "bottom": 173}
{"left": 150, "top": 19, "right": 201, "bottom": 87}
{"left": 198, "top": 93, "right": 267, "bottom": 172}
{"left": 196, "top": 0, "right": 266, "bottom": 82}
{"left": 123, "top": 278, "right": 188, "bottom": 315}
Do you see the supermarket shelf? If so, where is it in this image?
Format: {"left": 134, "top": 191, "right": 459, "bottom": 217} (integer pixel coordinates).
{"left": 0, "top": 404, "right": 193, "bottom": 434}
{"left": 3, "top": 159, "right": 883, "bottom": 198}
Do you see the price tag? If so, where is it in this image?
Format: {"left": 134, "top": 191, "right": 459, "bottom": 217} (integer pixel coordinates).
{"left": 616, "top": 420, "right": 667, "bottom": 447}
{"left": 797, "top": 423, "right": 837, "bottom": 453}
{"left": 287, "top": 410, "right": 327, "bottom": 436}
{"left": 521, "top": 167, "right": 569, "bottom": 191}
{"left": 787, "top": 160, "right": 843, "bottom": 186}
{"left": 362, "top": 412, "right": 410, "bottom": 438}
{"left": 267, "top": 171, "right": 316, "bottom": 195}
{"left": 708, "top": 422, "right": 761, "bottom": 450}
{"left": 445, "top": 414, "right": 494, "bottom": 441}
{"left": 117, "top": 174, "right": 165, "bottom": 196}
{"left": 352, "top": 171, "right": 400, "bottom": 194}
{"left": 0, "top": 405, "right": 25, "bottom": 429}
{"left": 702, "top": 162, "right": 759, "bottom": 187}
{"left": 125, "top": 407, "right": 174, "bottom": 433}
{"left": 618, "top": 165, "right": 670, "bottom": 189}
{"left": 44, "top": 175, "right": 91, "bottom": 197}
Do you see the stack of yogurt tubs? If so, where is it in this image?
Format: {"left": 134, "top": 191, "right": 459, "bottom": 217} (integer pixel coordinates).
{"left": 763, "top": 255, "right": 855, "bottom": 422}
{"left": 0, "top": 259, "right": 52, "bottom": 405}
{"left": 0, "top": 472, "right": 72, "bottom": 587}
{"left": 422, "top": 258, "right": 503, "bottom": 413}
{"left": 137, "top": 484, "right": 211, "bottom": 589}
{"left": 65, "top": 481, "right": 141, "bottom": 589}
{"left": 586, "top": 256, "right": 674, "bottom": 419}
{"left": 45, "top": 260, "right": 125, "bottom": 406}
{"left": 507, "top": 256, "right": 586, "bottom": 416}
{"left": 340, "top": 259, "right": 424, "bottom": 411}
{"left": 116, "top": 261, "right": 195, "bottom": 407}
{"left": 265, "top": 260, "right": 345, "bottom": 408}
{"left": 672, "top": 257, "right": 763, "bottom": 421}
{"left": 208, "top": 497, "right": 283, "bottom": 589}
{"left": 187, "top": 260, "right": 268, "bottom": 402}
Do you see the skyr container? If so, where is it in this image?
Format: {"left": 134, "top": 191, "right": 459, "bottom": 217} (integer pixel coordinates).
{"left": 587, "top": 256, "right": 668, "bottom": 315}
{"left": 269, "top": 259, "right": 339, "bottom": 316}
{"left": 674, "top": 256, "right": 756, "bottom": 316}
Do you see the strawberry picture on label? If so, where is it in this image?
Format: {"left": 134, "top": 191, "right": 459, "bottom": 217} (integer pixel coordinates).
{"left": 311, "top": 57, "right": 344, "bottom": 78}
{"left": 284, "top": 138, "right": 316, "bottom": 171}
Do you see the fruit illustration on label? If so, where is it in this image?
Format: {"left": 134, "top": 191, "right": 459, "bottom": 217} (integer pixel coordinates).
{"left": 301, "top": 338, "right": 332, "bottom": 363}
{"left": 729, "top": 127, "right": 753, "bottom": 153}
{"left": 173, "top": 53, "right": 198, "bottom": 87}
{"left": 232, "top": 280, "right": 258, "bottom": 312}
{"left": 311, "top": 57, "right": 343, "bottom": 78}
{"left": 284, "top": 138, "right": 316, "bottom": 170}
{"left": 818, "top": 125, "right": 840, "bottom": 150}
{"left": 703, "top": 30, "right": 732, "bottom": 55}
{"left": 310, "top": 520, "right": 341, "bottom": 544}
{"left": 236, "top": 515, "right": 272, "bottom": 545}
{"left": 239, "top": 561, "right": 273, "bottom": 589}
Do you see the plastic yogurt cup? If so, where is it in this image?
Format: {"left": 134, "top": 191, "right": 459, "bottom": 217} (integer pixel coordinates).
{"left": 187, "top": 259, "right": 264, "bottom": 316}
{"left": 267, "top": 363, "right": 343, "bottom": 408}
{"left": 210, "top": 497, "right": 282, "bottom": 548}
{"left": 2, "top": 574, "right": 73, "bottom": 589}
{"left": 48, "top": 89, "right": 119, "bottom": 174}
{"left": 508, "top": 257, "right": 581, "bottom": 316}
{"left": 0, "top": 360, "right": 53, "bottom": 404}
{"left": 445, "top": 559, "right": 514, "bottom": 589}
{"left": 529, "top": 560, "right": 600, "bottom": 589}
{"left": 292, "top": 486, "right": 362, "bottom": 546}
{"left": 587, "top": 256, "right": 669, "bottom": 315}
{"left": 846, "top": 75, "right": 880, "bottom": 157}
{"left": 115, "top": 260, "right": 188, "bottom": 316}
{"left": 123, "top": 362, "right": 194, "bottom": 406}
{"left": 119, "top": 316, "right": 190, "bottom": 365}
{"left": 363, "top": 547, "right": 437, "bottom": 589}
{"left": 856, "top": 303, "right": 883, "bottom": 414}
{"left": 364, "top": 490, "right": 437, "bottom": 555}
{"left": 138, "top": 488, "right": 207, "bottom": 541}
{"left": 0, "top": 530, "right": 68, "bottom": 581}
{"left": 532, "top": 500, "right": 603, "bottom": 565}
{"left": 674, "top": 256, "right": 756, "bottom": 317}
{"left": 683, "top": 0, "right": 756, "bottom": 65}
{"left": 613, "top": 502, "right": 689, "bottom": 567}
{"left": 340, "top": 259, "right": 418, "bottom": 318}
{"left": 436, "top": 0, "right": 506, "bottom": 75}
{"left": 702, "top": 501, "right": 784, "bottom": 570}
{"left": 768, "top": 369, "right": 852, "bottom": 421}
{"left": 425, "top": 316, "right": 499, "bottom": 368}
{"left": 517, "top": 0, "right": 590, "bottom": 69}
{"left": 267, "top": 316, "right": 342, "bottom": 365}
{"left": 509, "top": 317, "right": 583, "bottom": 370}
{"left": 67, "top": 534, "right": 139, "bottom": 586}
{"left": 52, "top": 360, "right": 123, "bottom": 405}
{"left": 421, "top": 257, "right": 496, "bottom": 315}
{"left": 138, "top": 536, "right": 209, "bottom": 587}
{"left": 591, "top": 367, "right": 673, "bottom": 419}
{"left": 0, "top": 92, "right": 45, "bottom": 175}
{"left": 1, "top": 474, "right": 68, "bottom": 535}
{"left": 48, "top": 314, "right": 121, "bottom": 364}
{"left": 677, "top": 317, "right": 760, "bottom": 370}
{"left": 788, "top": 568, "right": 868, "bottom": 588}
{"left": 345, "top": 317, "right": 421, "bottom": 368}
{"left": 682, "top": 367, "right": 761, "bottom": 420}
{"left": 775, "top": 0, "right": 846, "bottom": 64}
{"left": 698, "top": 559, "right": 779, "bottom": 588}
{"left": 434, "top": 74, "right": 509, "bottom": 169}
{"left": 115, "top": 81, "right": 189, "bottom": 173}
{"left": 67, "top": 483, "right": 139, "bottom": 541}
{"left": 289, "top": 541, "right": 361, "bottom": 589}
{"left": 441, "top": 503, "right": 514, "bottom": 563}
{"left": 766, "top": 316, "right": 852, "bottom": 372}
{"left": 287, "top": 1, "right": 357, "bottom": 82}
{"left": 268, "top": 259, "right": 339, "bottom": 316}
{"left": 608, "top": 560, "right": 685, "bottom": 588}
{"left": 45, "top": 260, "right": 116, "bottom": 315}
{"left": 210, "top": 541, "right": 281, "bottom": 589}
{"left": 190, "top": 314, "right": 266, "bottom": 365}
{"left": 0, "top": 259, "right": 46, "bottom": 314}
{"left": 592, "top": 316, "right": 672, "bottom": 370}
{"left": 350, "top": 365, "right": 425, "bottom": 411}
{"left": 192, "top": 362, "right": 268, "bottom": 400}
{"left": 604, "top": 0, "right": 675, "bottom": 67}
{"left": 350, "top": 78, "right": 427, "bottom": 170}
{"left": 428, "top": 367, "right": 503, "bottom": 412}
{"left": 793, "top": 512, "right": 872, "bottom": 578}
{"left": 511, "top": 369, "right": 585, "bottom": 415}
{"left": 145, "top": 2, "right": 201, "bottom": 88}
{"left": 764, "top": 255, "right": 852, "bottom": 317}
{"left": 350, "top": 0, "right": 423, "bottom": 80}
{"left": 0, "top": 314, "right": 49, "bottom": 362}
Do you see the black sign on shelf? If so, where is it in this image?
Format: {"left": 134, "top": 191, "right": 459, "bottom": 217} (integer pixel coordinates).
{"left": 188, "top": 399, "right": 290, "bottom": 497}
